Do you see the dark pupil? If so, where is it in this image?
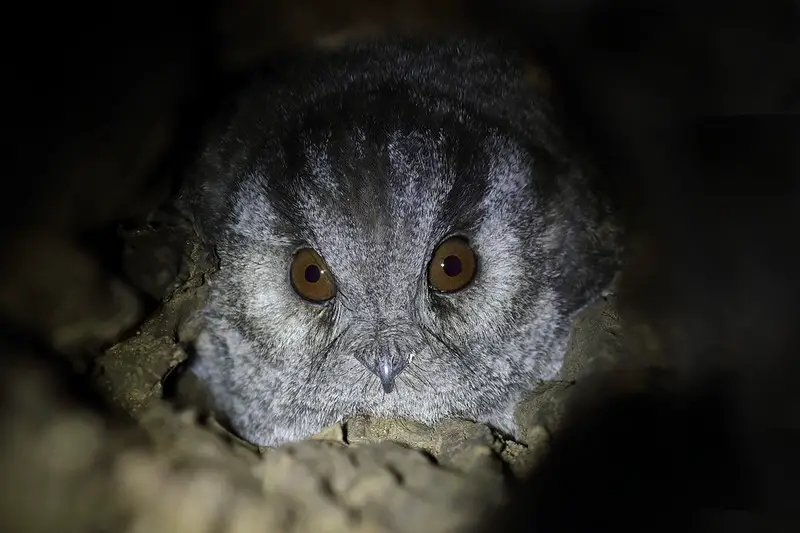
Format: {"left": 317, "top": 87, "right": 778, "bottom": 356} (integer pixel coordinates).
{"left": 304, "top": 264, "right": 321, "bottom": 283}
{"left": 441, "top": 255, "right": 463, "bottom": 277}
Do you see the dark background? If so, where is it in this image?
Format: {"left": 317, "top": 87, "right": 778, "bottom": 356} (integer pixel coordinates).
{"left": 3, "top": 1, "right": 799, "bottom": 532}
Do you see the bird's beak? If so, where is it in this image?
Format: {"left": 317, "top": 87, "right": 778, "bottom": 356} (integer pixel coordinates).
{"left": 377, "top": 357, "right": 396, "bottom": 393}
{"left": 369, "top": 347, "right": 410, "bottom": 394}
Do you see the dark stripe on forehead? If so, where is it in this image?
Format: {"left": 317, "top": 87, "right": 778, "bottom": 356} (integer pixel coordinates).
{"left": 438, "top": 127, "right": 493, "bottom": 236}
{"left": 250, "top": 85, "right": 515, "bottom": 244}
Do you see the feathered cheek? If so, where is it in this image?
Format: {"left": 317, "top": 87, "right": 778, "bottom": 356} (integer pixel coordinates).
{"left": 470, "top": 246, "right": 527, "bottom": 304}
{"left": 243, "top": 281, "right": 296, "bottom": 322}
{"left": 274, "top": 312, "right": 320, "bottom": 350}
{"left": 412, "top": 343, "right": 440, "bottom": 366}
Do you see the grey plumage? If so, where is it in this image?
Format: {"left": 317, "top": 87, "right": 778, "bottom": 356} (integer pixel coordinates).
{"left": 177, "top": 37, "right": 622, "bottom": 446}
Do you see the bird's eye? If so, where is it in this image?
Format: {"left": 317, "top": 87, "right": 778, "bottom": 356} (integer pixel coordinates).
{"left": 428, "top": 236, "right": 477, "bottom": 293}
{"left": 290, "top": 248, "right": 336, "bottom": 302}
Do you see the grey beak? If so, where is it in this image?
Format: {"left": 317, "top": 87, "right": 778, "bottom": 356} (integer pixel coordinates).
{"left": 370, "top": 348, "right": 408, "bottom": 394}
{"left": 378, "top": 357, "right": 396, "bottom": 393}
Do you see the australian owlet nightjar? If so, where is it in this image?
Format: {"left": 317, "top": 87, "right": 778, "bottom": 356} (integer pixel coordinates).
{"left": 177, "top": 37, "right": 622, "bottom": 447}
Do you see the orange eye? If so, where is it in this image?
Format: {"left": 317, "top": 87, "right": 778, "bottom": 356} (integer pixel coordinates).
{"left": 428, "top": 236, "right": 477, "bottom": 293}
{"left": 290, "top": 248, "right": 336, "bottom": 302}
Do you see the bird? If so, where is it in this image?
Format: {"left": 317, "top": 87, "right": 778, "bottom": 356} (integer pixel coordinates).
{"left": 175, "top": 36, "right": 622, "bottom": 447}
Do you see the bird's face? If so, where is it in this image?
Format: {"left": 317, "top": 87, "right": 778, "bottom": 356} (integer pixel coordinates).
{"left": 192, "top": 89, "right": 619, "bottom": 446}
